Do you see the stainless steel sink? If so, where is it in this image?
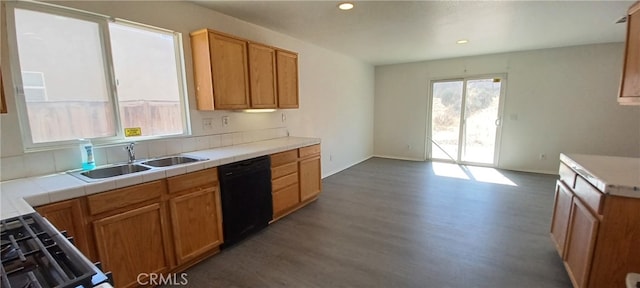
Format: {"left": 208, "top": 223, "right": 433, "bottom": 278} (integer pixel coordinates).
{"left": 140, "top": 156, "right": 206, "bottom": 167}
{"left": 69, "top": 156, "right": 207, "bottom": 182}
{"left": 70, "top": 164, "right": 151, "bottom": 182}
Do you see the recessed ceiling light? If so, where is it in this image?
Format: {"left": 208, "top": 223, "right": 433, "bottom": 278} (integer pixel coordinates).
{"left": 338, "top": 2, "right": 354, "bottom": 10}
{"left": 456, "top": 39, "right": 469, "bottom": 44}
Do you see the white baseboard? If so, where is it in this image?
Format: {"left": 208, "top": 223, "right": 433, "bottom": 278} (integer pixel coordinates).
{"left": 322, "top": 155, "right": 373, "bottom": 179}
{"left": 372, "top": 154, "right": 425, "bottom": 162}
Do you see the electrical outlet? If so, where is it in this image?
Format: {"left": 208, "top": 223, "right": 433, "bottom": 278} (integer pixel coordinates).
{"left": 222, "top": 116, "right": 229, "bottom": 127}
{"left": 329, "top": 153, "right": 333, "bottom": 161}
{"left": 281, "top": 112, "right": 286, "bottom": 123}
{"left": 202, "top": 118, "right": 213, "bottom": 130}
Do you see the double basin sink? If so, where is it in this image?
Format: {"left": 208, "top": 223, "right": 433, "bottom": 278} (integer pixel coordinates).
{"left": 70, "top": 156, "right": 207, "bottom": 182}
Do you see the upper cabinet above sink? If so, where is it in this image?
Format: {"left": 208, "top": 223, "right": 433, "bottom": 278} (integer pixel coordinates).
{"left": 190, "top": 29, "right": 299, "bottom": 110}
{"left": 619, "top": 1, "right": 640, "bottom": 105}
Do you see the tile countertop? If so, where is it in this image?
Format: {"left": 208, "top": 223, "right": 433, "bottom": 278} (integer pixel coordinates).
{"left": 560, "top": 153, "right": 640, "bottom": 198}
{"left": 0, "top": 136, "right": 320, "bottom": 220}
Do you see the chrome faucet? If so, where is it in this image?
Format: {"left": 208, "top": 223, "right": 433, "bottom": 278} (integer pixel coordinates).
{"left": 125, "top": 143, "right": 136, "bottom": 163}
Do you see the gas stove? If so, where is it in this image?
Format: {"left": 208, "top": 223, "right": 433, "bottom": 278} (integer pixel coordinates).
{"left": 0, "top": 213, "right": 112, "bottom": 288}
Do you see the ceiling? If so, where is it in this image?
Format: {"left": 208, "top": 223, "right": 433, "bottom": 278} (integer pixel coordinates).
{"left": 193, "top": 1, "right": 634, "bottom": 66}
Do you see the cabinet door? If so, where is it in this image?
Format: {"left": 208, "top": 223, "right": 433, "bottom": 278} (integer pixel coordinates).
{"left": 210, "top": 32, "right": 250, "bottom": 109}
{"left": 191, "top": 31, "right": 216, "bottom": 110}
{"left": 299, "top": 156, "right": 321, "bottom": 202}
{"left": 550, "top": 181, "right": 573, "bottom": 258}
{"left": 248, "top": 43, "right": 277, "bottom": 108}
{"left": 93, "top": 203, "right": 171, "bottom": 288}
{"left": 36, "top": 199, "right": 91, "bottom": 259}
{"left": 620, "top": 2, "right": 640, "bottom": 104}
{"left": 564, "top": 199, "right": 599, "bottom": 288}
{"left": 276, "top": 50, "right": 299, "bottom": 108}
{"left": 170, "top": 187, "right": 223, "bottom": 265}
{"left": 273, "top": 184, "right": 300, "bottom": 218}
{"left": 1, "top": 70, "right": 6, "bottom": 113}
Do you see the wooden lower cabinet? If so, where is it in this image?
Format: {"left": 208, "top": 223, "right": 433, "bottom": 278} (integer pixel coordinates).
{"left": 272, "top": 183, "right": 300, "bottom": 218}
{"left": 271, "top": 150, "right": 300, "bottom": 218}
{"left": 270, "top": 144, "right": 322, "bottom": 221}
{"left": 551, "top": 160, "right": 640, "bottom": 288}
{"left": 93, "top": 202, "right": 172, "bottom": 288}
{"left": 32, "top": 147, "right": 319, "bottom": 287}
{"left": 549, "top": 181, "right": 573, "bottom": 257}
{"left": 169, "top": 187, "right": 222, "bottom": 264}
{"left": 299, "top": 144, "right": 322, "bottom": 202}
{"left": 564, "top": 199, "right": 599, "bottom": 288}
{"left": 167, "top": 168, "right": 224, "bottom": 267}
{"left": 36, "top": 198, "right": 92, "bottom": 260}
{"left": 299, "top": 155, "right": 321, "bottom": 202}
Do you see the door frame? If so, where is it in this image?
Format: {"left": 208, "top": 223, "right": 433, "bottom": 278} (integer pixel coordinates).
{"left": 426, "top": 74, "right": 508, "bottom": 167}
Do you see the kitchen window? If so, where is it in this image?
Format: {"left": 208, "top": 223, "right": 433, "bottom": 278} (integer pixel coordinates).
{"left": 7, "top": 2, "right": 189, "bottom": 150}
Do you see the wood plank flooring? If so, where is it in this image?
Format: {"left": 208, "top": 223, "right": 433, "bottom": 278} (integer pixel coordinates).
{"left": 172, "top": 158, "right": 571, "bottom": 287}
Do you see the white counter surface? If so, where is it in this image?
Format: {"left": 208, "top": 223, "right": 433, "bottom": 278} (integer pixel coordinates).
{"left": 560, "top": 153, "right": 640, "bottom": 198}
{"left": 0, "top": 136, "right": 320, "bottom": 220}
{"left": 627, "top": 273, "right": 640, "bottom": 288}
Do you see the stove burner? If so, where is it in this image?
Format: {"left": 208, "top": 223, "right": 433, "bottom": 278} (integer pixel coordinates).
{"left": 0, "top": 213, "right": 110, "bottom": 288}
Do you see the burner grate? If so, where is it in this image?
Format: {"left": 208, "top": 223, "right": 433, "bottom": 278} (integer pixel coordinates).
{"left": 0, "top": 213, "right": 97, "bottom": 288}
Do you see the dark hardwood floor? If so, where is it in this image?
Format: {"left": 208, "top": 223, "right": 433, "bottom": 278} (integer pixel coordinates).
{"left": 172, "top": 157, "right": 571, "bottom": 287}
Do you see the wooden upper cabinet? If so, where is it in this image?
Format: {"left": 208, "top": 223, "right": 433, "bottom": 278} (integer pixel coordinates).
{"left": 248, "top": 43, "right": 278, "bottom": 108}
{"left": 619, "top": 1, "right": 640, "bottom": 105}
{"left": 191, "top": 28, "right": 300, "bottom": 110}
{"left": 276, "top": 50, "right": 300, "bottom": 108}
{"left": 1, "top": 70, "right": 7, "bottom": 114}
{"left": 191, "top": 30, "right": 250, "bottom": 110}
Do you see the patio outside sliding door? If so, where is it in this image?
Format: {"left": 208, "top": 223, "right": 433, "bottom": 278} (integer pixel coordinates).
{"left": 428, "top": 76, "right": 506, "bottom": 166}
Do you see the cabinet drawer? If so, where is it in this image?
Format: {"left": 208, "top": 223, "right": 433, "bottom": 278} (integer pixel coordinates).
{"left": 299, "top": 144, "right": 320, "bottom": 158}
{"left": 574, "top": 176, "right": 604, "bottom": 215}
{"left": 559, "top": 162, "right": 577, "bottom": 188}
{"left": 167, "top": 168, "right": 217, "bottom": 193}
{"left": 271, "top": 150, "right": 297, "bottom": 167}
{"left": 88, "top": 180, "right": 165, "bottom": 216}
{"left": 272, "top": 172, "right": 298, "bottom": 191}
{"left": 272, "top": 184, "right": 299, "bottom": 215}
{"left": 272, "top": 162, "right": 298, "bottom": 179}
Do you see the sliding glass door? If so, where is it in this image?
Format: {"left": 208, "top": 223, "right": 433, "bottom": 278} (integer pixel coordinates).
{"left": 429, "top": 76, "right": 505, "bottom": 166}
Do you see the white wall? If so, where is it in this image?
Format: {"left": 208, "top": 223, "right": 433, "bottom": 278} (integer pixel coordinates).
{"left": 0, "top": 1, "right": 374, "bottom": 180}
{"left": 374, "top": 43, "right": 640, "bottom": 174}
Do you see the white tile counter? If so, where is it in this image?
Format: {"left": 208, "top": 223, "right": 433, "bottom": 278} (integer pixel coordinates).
{"left": 0, "top": 136, "right": 320, "bottom": 220}
{"left": 560, "top": 153, "right": 640, "bottom": 198}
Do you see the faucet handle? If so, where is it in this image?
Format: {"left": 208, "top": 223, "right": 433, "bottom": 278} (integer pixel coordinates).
{"left": 124, "top": 142, "right": 135, "bottom": 151}
{"left": 124, "top": 142, "right": 136, "bottom": 163}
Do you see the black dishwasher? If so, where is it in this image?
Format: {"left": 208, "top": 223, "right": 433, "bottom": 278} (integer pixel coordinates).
{"left": 218, "top": 155, "right": 273, "bottom": 249}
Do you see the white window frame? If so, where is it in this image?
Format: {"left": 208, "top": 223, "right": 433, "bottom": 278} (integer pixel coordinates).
{"left": 6, "top": 1, "right": 191, "bottom": 152}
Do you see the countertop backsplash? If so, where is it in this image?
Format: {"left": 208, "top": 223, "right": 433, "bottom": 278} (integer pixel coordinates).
{"left": 0, "top": 127, "right": 288, "bottom": 181}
